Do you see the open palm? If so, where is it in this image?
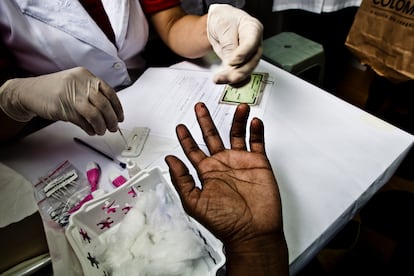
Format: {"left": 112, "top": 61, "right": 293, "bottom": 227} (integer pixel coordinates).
{"left": 165, "top": 102, "right": 283, "bottom": 248}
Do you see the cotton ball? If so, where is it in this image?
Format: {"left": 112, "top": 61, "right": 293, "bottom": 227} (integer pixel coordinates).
{"left": 137, "top": 199, "right": 208, "bottom": 274}
{"left": 97, "top": 183, "right": 211, "bottom": 275}
{"left": 98, "top": 196, "right": 148, "bottom": 270}
{"left": 112, "top": 204, "right": 146, "bottom": 246}
{"left": 149, "top": 218, "right": 207, "bottom": 262}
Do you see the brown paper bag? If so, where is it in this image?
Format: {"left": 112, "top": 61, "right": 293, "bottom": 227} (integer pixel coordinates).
{"left": 345, "top": 0, "right": 414, "bottom": 82}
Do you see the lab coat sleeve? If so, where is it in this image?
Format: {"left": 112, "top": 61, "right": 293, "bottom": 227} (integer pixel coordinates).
{"left": 0, "top": 39, "right": 23, "bottom": 86}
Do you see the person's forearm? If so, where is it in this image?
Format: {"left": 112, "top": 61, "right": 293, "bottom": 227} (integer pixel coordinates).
{"left": 150, "top": 8, "right": 212, "bottom": 59}
{"left": 224, "top": 234, "right": 289, "bottom": 276}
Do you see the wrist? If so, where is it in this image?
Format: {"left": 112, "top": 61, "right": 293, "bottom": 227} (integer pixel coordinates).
{"left": 0, "top": 78, "right": 35, "bottom": 122}
{"left": 224, "top": 233, "right": 289, "bottom": 276}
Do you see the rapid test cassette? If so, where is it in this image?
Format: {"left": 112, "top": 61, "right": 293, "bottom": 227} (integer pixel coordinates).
{"left": 121, "top": 127, "right": 150, "bottom": 157}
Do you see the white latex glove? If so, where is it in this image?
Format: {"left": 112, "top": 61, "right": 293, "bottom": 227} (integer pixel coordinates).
{"left": 207, "top": 4, "right": 263, "bottom": 85}
{"left": 0, "top": 67, "right": 124, "bottom": 135}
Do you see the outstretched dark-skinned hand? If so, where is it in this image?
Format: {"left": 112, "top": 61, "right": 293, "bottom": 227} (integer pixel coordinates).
{"left": 165, "top": 102, "right": 288, "bottom": 276}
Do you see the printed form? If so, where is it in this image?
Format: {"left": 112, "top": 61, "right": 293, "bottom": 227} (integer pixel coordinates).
{"left": 118, "top": 67, "right": 273, "bottom": 148}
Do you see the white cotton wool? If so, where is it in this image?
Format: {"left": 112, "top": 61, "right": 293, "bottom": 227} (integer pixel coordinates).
{"left": 97, "top": 183, "right": 211, "bottom": 275}
{"left": 96, "top": 196, "right": 148, "bottom": 268}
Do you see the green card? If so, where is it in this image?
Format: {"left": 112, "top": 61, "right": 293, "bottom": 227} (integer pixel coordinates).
{"left": 220, "top": 72, "right": 268, "bottom": 105}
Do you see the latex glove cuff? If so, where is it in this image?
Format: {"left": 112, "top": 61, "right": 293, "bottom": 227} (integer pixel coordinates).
{"left": 0, "top": 79, "right": 35, "bottom": 122}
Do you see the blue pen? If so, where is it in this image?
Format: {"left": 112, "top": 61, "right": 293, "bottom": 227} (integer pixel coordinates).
{"left": 73, "top": 137, "right": 126, "bottom": 169}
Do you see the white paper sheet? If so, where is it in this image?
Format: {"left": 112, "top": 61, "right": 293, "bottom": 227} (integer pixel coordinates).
{"left": 117, "top": 67, "right": 271, "bottom": 147}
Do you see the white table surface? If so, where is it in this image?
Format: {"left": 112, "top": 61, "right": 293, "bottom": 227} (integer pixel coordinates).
{"left": 0, "top": 59, "right": 412, "bottom": 275}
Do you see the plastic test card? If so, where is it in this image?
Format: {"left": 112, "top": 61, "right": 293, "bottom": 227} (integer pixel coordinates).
{"left": 219, "top": 72, "right": 269, "bottom": 105}
{"left": 121, "top": 127, "right": 150, "bottom": 157}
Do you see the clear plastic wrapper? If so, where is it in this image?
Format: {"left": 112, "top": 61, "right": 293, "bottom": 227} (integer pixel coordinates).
{"left": 34, "top": 160, "right": 90, "bottom": 227}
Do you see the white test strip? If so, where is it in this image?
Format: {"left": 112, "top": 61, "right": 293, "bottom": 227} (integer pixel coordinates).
{"left": 121, "top": 127, "right": 150, "bottom": 157}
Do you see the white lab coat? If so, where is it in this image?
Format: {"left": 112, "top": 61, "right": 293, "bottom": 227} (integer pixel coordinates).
{"left": 272, "top": 0, "right": 362, "bottom": 13}
{"left": 0, "top": 0, "right": 149, "bottom": 89}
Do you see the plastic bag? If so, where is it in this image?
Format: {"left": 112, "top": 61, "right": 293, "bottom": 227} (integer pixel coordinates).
{"left": 345, "top": 0, "right": 414, "bottom": 82}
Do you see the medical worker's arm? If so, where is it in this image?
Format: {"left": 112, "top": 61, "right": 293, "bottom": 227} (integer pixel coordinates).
{"left": 149, "top": 4, "right": 263, "bottom": 85}
{"left": 0, "top": 67, "right": 124, "bottom": 142}
{"left": 165, "top": 103, "right": 289, "bottom": 276}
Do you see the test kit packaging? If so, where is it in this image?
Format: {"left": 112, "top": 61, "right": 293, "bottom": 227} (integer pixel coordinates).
{"left": 34, "top": 160, "right": 90, "bottom": 228}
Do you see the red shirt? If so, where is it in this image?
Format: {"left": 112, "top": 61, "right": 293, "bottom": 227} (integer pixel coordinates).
{"left": 140, "top": 0, "right": 181, "bottom": 14}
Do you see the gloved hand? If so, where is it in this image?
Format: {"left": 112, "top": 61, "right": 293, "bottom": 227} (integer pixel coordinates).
{"left": 0, "top": 67, "right": 124, "bottom": 135}
{"left": 207, "top": 4, "right": 263, "bottom": 85}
